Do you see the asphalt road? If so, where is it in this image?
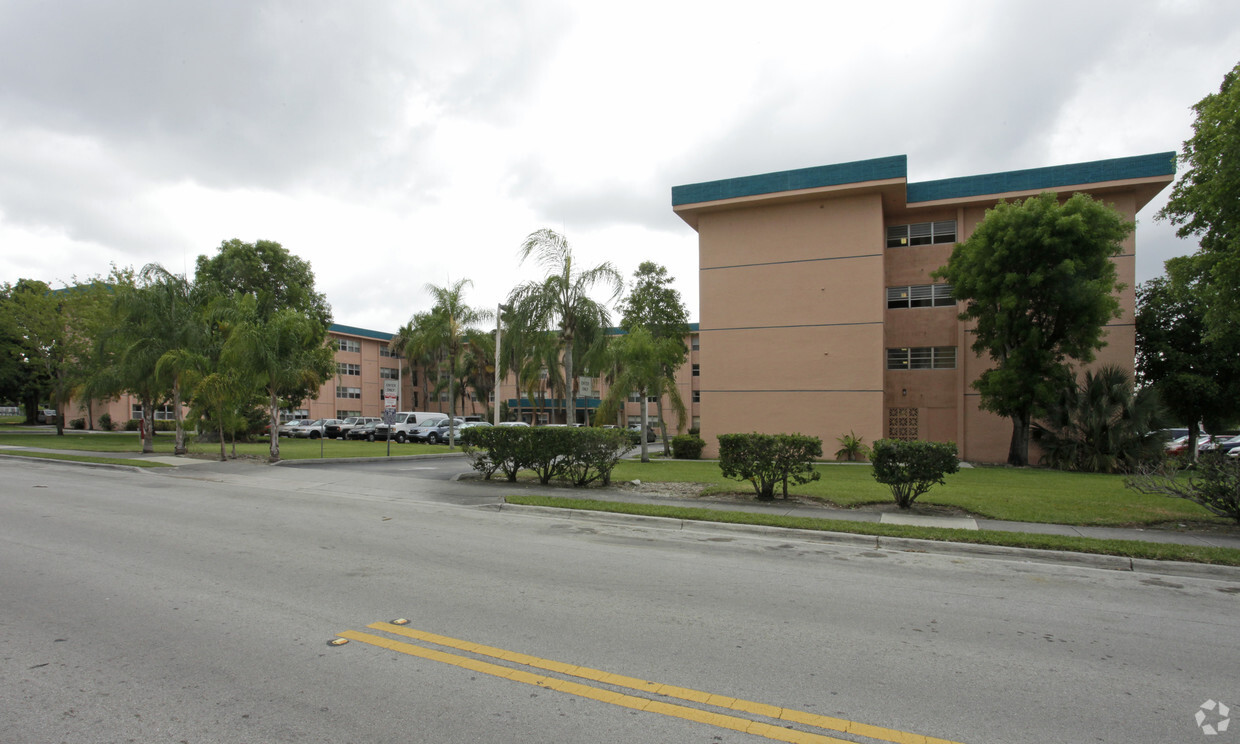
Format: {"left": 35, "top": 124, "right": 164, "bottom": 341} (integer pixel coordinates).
{"left": 2, "top": 458, "right": 1237, "bottom": 743}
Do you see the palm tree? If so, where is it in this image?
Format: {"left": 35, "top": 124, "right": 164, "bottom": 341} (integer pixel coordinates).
{"left": 507, "top": 229, "right": 623, "bottom": 426}
{"left": 222, "top": 296, "right": 335, "bottom": 461}
{"left": 597, "top": 327, "right": 687, "bottom": 462}
{"left": 421, "top": 279, "right": 491, "bottom": 448}
{"left": 391, "top": 312, "right": 439, "bottom": 411}
{"left": 1032, "top": 364, "right": 1167, "bottom": 473}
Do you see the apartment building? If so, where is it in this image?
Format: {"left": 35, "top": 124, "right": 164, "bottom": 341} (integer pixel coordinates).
{"left": 671, "top": 153, "right": 1176, "bottom": 462}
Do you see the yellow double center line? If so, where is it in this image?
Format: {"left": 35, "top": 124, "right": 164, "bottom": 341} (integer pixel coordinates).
{"left": 337, "top": 622, "right": 965, "bottom": 744}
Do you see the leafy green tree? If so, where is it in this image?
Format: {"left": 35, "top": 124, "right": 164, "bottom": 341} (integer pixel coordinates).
{"left": 1156, "top": 61, "right": 1240, "bottom": 377}
{"left": 195, "top": 239, "right": 334, "bottom": 461}
{"left": 5, "top": 277, "right": 113, "bottom": 434}
{"left": 933, "top": 192, "right": 1132, "bottom": 466}
{"left": 391, "top": 311, "right": 439, "bottom": 412}
{"left": 508, "top": 229, "right": 623, "bottom": 426}
{"left": 1135, "top": 259, "right": 1239, "bottom": 460}
{"left": 1031, "top": 364, "right": 1166, "bottom": 473}
{"left": 596, "top": 327, "right": 686, "bottom": 462}
{"left": 619, "top": 262, "right": 690, "bottom": 453}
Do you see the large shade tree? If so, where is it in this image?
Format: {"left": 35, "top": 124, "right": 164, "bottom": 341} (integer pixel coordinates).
{"left": 195, "top": 239, "right": 334, "bottom": 461}
{"left": 933, "top": 192, "right": 1132, "bottom": 466}
{"left": 1157, "top": 60, "right": 1240, "bottom": 372}
{"left": 619, "top": 261, "right": 691, "bottom": 453}
{"left": 1136, "top": 257, "right": 1239, "bottom": 458}
{"left": 507, "top": 229, "right": 623, "bottom": 426}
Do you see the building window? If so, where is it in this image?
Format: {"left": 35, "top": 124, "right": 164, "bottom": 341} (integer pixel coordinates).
{"left": 336, "top": 338, "right": 361, "bottom": 353}
{"left": 628, "top": 391, "right": 643, "bottom": 403}
{"left": 692, "top": 416, "right": 700, "bottom": 430}
{"left": 692, "top": 363, "right": 700, "bottom": 376}
{"left": 337, "top": 362, "right": 361, "bottom": 376}
{"left": 537, "top": 413, "right": 549, "bottom": 425}
{"left": 439, "top": 392, "right": 448, "bottom": 402}
{"left": 886, "top": 284, "right": 955, "bottom": 309}
{"left": 886, "top": 346, "right": 957, "bottom": 370}
{"left": 131, "top": 403, "right": 177, "bottom": 421}
{"left": 379, "top": 367, "right": 399, "bottom": 380}
{"left": 627, "top": 415, "right": 643, "bottom": 428}
{"left": 888, "top": 407, "right": 919, "bottom": 440}
{"left": 336, "top": 386, "right": 362, "bottom": 399}
{"left": 410, "top": 371, "right": 418, "bottom": 386}
{"left": 692, "top": 390, "right": 701, "bottom": 403}
{"left": 379, "top": 346, "right": 400, "bottom": 358}
{"left": 691, "top": 336, "right": 700, "bottom": 351}
{"left": 412, "top": 392, "right": 419, "bottom": 408}
{"left": 886, "top": 220, "right": 956, "bottom": 248}
{"left": 336, "top": 409, "right": 361, "bottom": 418}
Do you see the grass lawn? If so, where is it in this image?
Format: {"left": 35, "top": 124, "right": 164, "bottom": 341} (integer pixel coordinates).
{"left": 0, "top": 430, "right": 452, "bottom": 460}
{"left": 605, "top": 460, "right": 1228, "bottom": 527}
{"left": 505, "top": 495, "right": 1240, "bottom": 567}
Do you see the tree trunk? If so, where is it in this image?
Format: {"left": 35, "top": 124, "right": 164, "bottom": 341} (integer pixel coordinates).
{"left": 1188, "top": 421, "right": 1201, "bottom": 464}
{"left": 639, "top": 389, "right": 650, "bottom": 463}
{"left": 172, "top": 377, "right": 186, "bottom": 455}
{"left": 217, "top": 416, "right": 227, "bottom": 461}
{"left": 141, "top": 396, "right": 154, "bottom": 453}
{"left": 268, "top": 387, "right": 280, "bottom": 462}
{"left": 564, "top": 341, "right": 575, "bottom": 426}
{"left": 1007, "top": 412, "right": 1031, "bottom": 466}
{"left": 655, "top": 398, "right": 670, "bottom": 456}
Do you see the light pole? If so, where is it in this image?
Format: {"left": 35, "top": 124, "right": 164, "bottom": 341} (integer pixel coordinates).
{"left": 494, "top": 303, "right": 505, "bottom": 425}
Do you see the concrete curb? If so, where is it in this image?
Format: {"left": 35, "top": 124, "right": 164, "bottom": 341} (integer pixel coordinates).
{"left": 495, "top": 503, "right": 1240, "bottom": 581}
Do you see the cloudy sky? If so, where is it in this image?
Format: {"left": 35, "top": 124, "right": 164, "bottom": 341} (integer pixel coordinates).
{"left": 1, "top": 0, "right": 1237, "bottom": 331}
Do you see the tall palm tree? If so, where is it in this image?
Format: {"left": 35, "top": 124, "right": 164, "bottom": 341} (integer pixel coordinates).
{"left": 391, "top": 311, "right": 439, "bottom": 411}
{"left": 507, "top": 229, "right": 623, "bottom": 426}
{"left": 421, "top": 279, "right": 490, "bottom": 448}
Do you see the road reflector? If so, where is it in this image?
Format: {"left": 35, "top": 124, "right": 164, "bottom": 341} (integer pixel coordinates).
{"left": 328, "top": 638, "right": 350, "bottom": 646}
{"left": 391, "top": 618, "right": 410, "bottom": 625}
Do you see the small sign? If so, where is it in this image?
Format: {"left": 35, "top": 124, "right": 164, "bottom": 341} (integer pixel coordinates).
{"left": 381, "top": 409, "right": 396, "bottom": 425}
{"left": 383, "top": 379, "right": 399, "bottom": 397}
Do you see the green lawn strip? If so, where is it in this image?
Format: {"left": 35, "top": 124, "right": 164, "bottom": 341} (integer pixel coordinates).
{"left": 504, "top": 495, "right": 1240, "bottom": 566}
{"left": 607, "top": 460, "right": 1223, "bottom": 527}
{"left": 0, "top": 432, "right": 449, "bottom": 459}
{"left": 0, "top": 451, "right": 171, "bottom": 468}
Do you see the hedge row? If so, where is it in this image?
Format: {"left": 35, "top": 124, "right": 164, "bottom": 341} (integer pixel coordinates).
{"left": 460, "top": 427, "right": 631, "bottom": 486}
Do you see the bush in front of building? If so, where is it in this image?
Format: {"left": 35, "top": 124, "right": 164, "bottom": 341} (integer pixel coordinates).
{"left": 69, "top": 417, "right": 86, "bottom": 430}
{"left": 671, "top": 434, "right": 705, "bottom": 460}
{"left": 460, "top": 427, "right": 630, "bottom": 486}
{"left": 125, "top": 418, "right": 141, "bottom": 431}
{"left": 98, "top": 413, "right": 115, "bottom": 431}
{"left": 1125, "top": 452, "right": 1240, "bottom": 524}
{"left": 717, "top": 433, "right": 822, "bottom": 501}
{"left": 870, "top": 439, "right": 960, "bottom": 510}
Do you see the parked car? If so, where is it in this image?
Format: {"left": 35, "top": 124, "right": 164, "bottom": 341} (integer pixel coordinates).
{"left": 292, "top": 419, "right": 338, "bottom": 439}
{"left": 415, "top": 418, "right": 466, "bottom": 444}
{"left": 325, "top": 417, "right": 358, "bottom": 439}
{"left": 497, "top": 421, "right": 530, "bottom": 427}
{"left": 37, "top": 408, "right": 58, "bottom": 424}
{"left": 1200, "top": 433, "right": 1240, "bottom": 454}
{"left": 387, "top": 412, "right": 442, "bottom": 443}
{"left": 278, "top": 419, "right": 313, "bottom": 437}
{"left": 628, "top": 424, "right": 657, "bottom": 442}
{"left": 1165, "top": 433, "right": 1212, "bottom": 457}
{"left": 345, "top": 418, "right": 384, "bottom": 440}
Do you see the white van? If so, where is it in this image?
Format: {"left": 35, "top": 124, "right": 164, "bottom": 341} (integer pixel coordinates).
{"left": 389, "top": 412, "right": 443, "bottom": 442}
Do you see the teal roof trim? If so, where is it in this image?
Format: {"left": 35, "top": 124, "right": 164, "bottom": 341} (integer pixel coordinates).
{"left": 907, "top": 152, "right": 1176, "bottom": 203}
{"left": 329, "top": 323, "right": 393, "bottom": 341}
{"left": 672, "top": 155, "right": 907, "bottom": 206}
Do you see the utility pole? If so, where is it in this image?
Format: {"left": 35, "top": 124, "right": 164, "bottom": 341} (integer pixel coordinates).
{"left": 494, "top": 303, "right": 503, "bottom": 425}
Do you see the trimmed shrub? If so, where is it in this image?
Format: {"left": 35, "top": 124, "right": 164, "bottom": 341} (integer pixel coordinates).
{"left": 870, "top": 439, "right": 960, "bottom": 509}
{"left": 69, "top": 418, "right": 86, "bottom": 430}
{"left": 461, "top": 426, "right": 535, "bottom": 482}
{"left": 671, "top": 434, "right": 705, "bottom": 460}
{"left": 98, "top": 413, "right": 115, "bottom": 431}
{"left": 560, "top": 428, "right": 630, "bottom": 486}
{"left": 718, "top": 432, "right": 822, "bottom": 500}
{"left": 125, "top": 418, "right": 141, "bottom": 431}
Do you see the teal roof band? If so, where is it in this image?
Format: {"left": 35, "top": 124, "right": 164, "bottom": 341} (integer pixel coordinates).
{"left": 907, "top": 152, "right": 1176, "bottom": 203}
{"left": 672, "top": 155, "right": 908, "bottom": 206}
{"left": 329, "top": 323, "right": 393, "bottom": 341}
